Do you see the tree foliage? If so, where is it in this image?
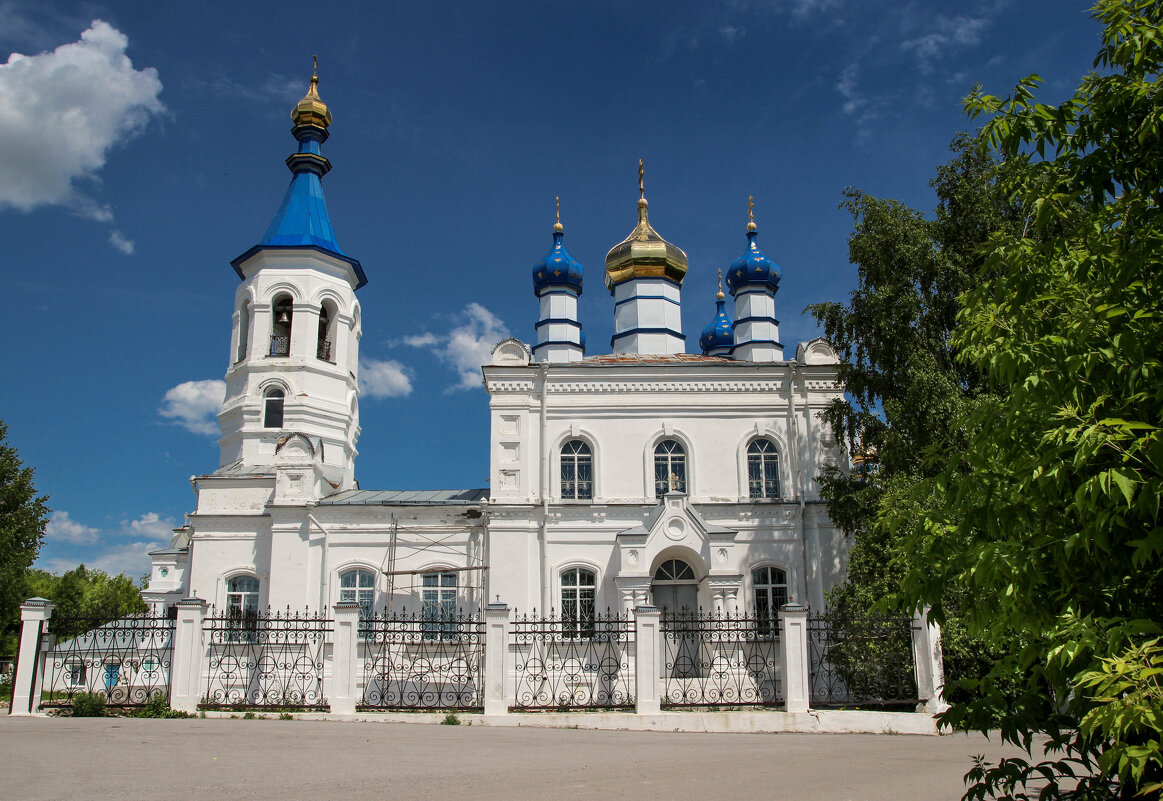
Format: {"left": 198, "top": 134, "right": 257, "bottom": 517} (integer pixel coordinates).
{"left": 0, "top": 420, "right": 50, "bottom": 656}
{"left": 26, "top": 566, "right": 148, "bottom": 640}
{"left": 894, "top": 1, "right": 1163, "bottom": 796}
{"left": 807, "top": 133, "right": 1023, "bottom": 698}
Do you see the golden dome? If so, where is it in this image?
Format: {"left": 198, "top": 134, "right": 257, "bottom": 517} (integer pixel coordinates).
{"left": 603, "top": 160, "right": 688, "bottom": 291}
{"left": 291, "top": 57, "right": 332, "bottom": 130}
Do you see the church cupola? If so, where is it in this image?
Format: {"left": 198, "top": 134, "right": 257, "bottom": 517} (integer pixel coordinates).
{"left": 725, "top": 197, "right": 782, "bottom": 361}
{"left": 532, "top": 198, "right": 585, "bottom": 362}
{"left": 217, "top": 60, "right": 366, "bottom": 491}
{"left": 699, "top": 269, "right": 734, "bottom": 357}
{"left": 604, "top": 160, "right": 688, "bottom": 355}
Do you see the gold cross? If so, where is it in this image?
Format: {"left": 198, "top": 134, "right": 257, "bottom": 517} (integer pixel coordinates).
{"left": 638, "top": 158, "right": 645, "bottom": 199}
{"left": 748, "top": 195, "right": 755, "bottom": 225}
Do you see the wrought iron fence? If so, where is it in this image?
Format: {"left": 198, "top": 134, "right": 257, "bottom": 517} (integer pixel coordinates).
{"left": 42, "top": 612, "right": 175, "bottom": 708}
{"left": 201, "top": 607, "right": 331, "bottom": 710}
{"left": 358, "top": 609, "right": 484, "bottom": 710}
{"left": 807, "top": 611, "right": 918, "bottom": 708}
{"left": 511, "top": 609, "right": 634, "bottom": 711}
{"left": 659, "top": 609, "right": 782, "bottom": 708}
{"left": 269, "top": 335, "right": 290, "bottom": 357}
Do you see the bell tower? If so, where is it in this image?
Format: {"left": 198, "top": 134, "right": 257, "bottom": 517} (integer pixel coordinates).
{"left": 217, "top": 61, "right": 368, "bottom": 489}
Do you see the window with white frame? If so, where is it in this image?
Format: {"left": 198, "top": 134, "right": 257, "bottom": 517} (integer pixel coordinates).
{"left": 339, "top": 568, "right": 375, "bottom": 618}
{"left": 66, "top": 661, "right": 86, "bottom": 688}
{"left": 654, "top": 439, "right": 687, "bottom": 496}
{"left": 226, "top": 575, "right": 260, "bottom": 617}
{"left": 560, "top": 567, "right": 596, "bottom": 638}
{"left": 747, "top": 439, "right": 781, "bottom": 499}
{"left": 560, "top": 440, "right": 593, "bottom": 500}
{"left": 421, "top": 571, "right": 457, "bottom": 638}
{"left": 263, "top": 388, "right": 285, "bottom": 429}
{"left": 752, "top": 566, "right": 788, "bottom": 633}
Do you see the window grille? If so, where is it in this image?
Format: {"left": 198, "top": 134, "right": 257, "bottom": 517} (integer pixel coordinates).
{"left": 560, "top": 440, "right": 593, "bottom": 500}
{"left": 653, "top": 439, "right": 686, "bottom": 496}
{"left": 747, "top": 439, "right": 781, "bottom": 499}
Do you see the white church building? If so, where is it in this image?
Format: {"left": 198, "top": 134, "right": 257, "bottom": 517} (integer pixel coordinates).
{"left": 142, "top": 70, "right": 851, "bottom": 628}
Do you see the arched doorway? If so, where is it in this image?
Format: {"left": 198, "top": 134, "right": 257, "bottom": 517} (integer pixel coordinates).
{"left": 651, "top": 558, "right": 698, "bottom": 613}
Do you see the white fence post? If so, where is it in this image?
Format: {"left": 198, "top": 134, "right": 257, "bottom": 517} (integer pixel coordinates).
{"left": 169, "top": 598, "right": 207, "bottom": 713}
{"left": 9, "top": 598, "right": 53, "bottom": 716}
{"left": 779, "top": 603, "right": 810, "bottom": 713}
{"left": 329, "top": 602, "right": 361, "bottom": 715}
{"left": 634, "top": 605, "right": 661, "bottom": 716}
{"left": 912, "top": 607, "right": 949, "bottom": 714}
{"left": 483, "top": 602, "right": 509, "bottom": 717}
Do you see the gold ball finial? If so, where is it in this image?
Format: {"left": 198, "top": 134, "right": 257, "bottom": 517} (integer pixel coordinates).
{"left": 747, "top": 195, "right": 757, "bottom": 233}
{"left": 554, "top": 196, "right": 563, "bottom": 233}
{"left": 716, "top": 268, "right": 724, "bottom": 300}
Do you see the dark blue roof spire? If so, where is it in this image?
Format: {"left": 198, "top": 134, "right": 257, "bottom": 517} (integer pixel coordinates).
{"left": 233, "top": 59, "right": 366, "bottom": 288}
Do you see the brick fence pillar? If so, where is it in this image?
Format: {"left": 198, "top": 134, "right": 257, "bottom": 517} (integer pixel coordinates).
{"left": 9, "top": 598, "right": 53, "bottom": 716}
{"left": 329, "top": 602, "right": 361, "bottom": 714}
{"left": 779, "top": 603, "right": 810, "bottom": 713}
{"left": 483, "top": 602, "right": 510, "bottom": 716}
{"left": 169, "top": 598, "right": 207, "bottom": 713}
{"left": 634, "top": 605, "right": 661, "bottom": 715}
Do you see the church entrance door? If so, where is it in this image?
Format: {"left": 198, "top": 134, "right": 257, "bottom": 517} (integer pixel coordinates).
{"left": 652, "top": 559, "right": 700, "bottom": 679}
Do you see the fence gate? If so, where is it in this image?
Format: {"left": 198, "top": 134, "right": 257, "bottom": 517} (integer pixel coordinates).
{"left": 807, "top": 611, "right": 918, "bottom": 708}
{"left": 42, "top": 611, "right": 176, "bottom": 708}
{"left": 358, "top": 609, "right": 485, "bottom": 710}
{"left": 659, "top": 610, "right": 782, "bottom": 708}
{"left": 201, "top": 607, "right": 330, "bottom": 710}
{"left": 511, "top": 609, "right": 634, "bottom": 711}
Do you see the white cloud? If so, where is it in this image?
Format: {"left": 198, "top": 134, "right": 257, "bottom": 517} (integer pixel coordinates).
{"left": 404, "top": 303, "right": 510, "bottom": 392}
{"left": 126, "top": 512, "right": 177, "bottom": 539}
{"left": 359, "top": 358, "right": 414, "bottom": 398}
{"left": 45, "top": 510, "right": 99, "bottom": 544}
{"left": 108, "top": 229, "right": 134, "bottom": 254}
{"left": 42, "top": 541, "right": 160, "bottom": 579}
{"left": 836, "top": 62, "right": 864, "bottom": 115}
{"left": 901, "top": 13, "right": 993, "bottom": 73}
{"left": 0, "top": 20, "right": 164, "bottom": 217}
{"left": 159, "top": 379, "right": 225, "bottom": 436}
{"left": 790, "top": 0, "right": 842, "bottom": 21}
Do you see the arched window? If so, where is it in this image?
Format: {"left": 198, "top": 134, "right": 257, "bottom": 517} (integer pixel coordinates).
{"left": 654, "top": 439, "right": 687, "bottom": 496}
{"left": 747, "top": 439, "right": 781, "bottom": 499}
{"left": 270, "top": 296, "right": 293, "bottom": 356}
{"left": 421, "top": 571, "right": 457, "bottom": 638}
{"left": 226, "top": 575, "right": 260, "bottom": 617}
{"left": 752, "top": 566, "right": 788, "bottom": 621}
{"left": 236, "top": 300, "right": 251, "bottom": 363}
{"left": 560, "top": 440, "right": 593, "bottom": 500}
{"left": 339, "top": 568, "right": 375, "bottom": 617}
{"left": 263, "top": 388, "right": 284, "bottom": 429}
{"left": 317, "top": 300, "right": 337, "bottom": 362}
{"left": 560, "top": 567, "right": 596, "bottom": 638}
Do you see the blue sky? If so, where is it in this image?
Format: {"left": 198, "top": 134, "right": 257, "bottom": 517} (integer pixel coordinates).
{"left": 0, "top": 0, "right": 1100, "bottom": 578}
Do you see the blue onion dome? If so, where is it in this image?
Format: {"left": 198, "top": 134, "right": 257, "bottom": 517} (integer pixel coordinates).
{"left": 532, "top": 198, "right": 584, "bottom": 295}
{"left": 700, "top": 270, "right": 734, "bottom": 354}
{"left": 724, "top": 196, "right": 781, "bottom": 295}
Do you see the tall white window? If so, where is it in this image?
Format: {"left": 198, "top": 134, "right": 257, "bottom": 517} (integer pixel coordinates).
{"left": 560, "top": 567, "right": 596, "bottom": 638}
{"left": 752, "top": 566, "right": 788, "bottom": 620}
{"left": 226, "top": 575, "right": 260, "bottom": 617}
{"left": 236, "top": 300, "right": 251, "bottom": 363}
{"left": 654, "top": 439, "right": 686, "bottom": 496}
{"left": 339, "top": 568, "right": 375, "bottom": 617}
{"left": 421, "top": 571, "right": 457, "bottom": 638}
{"left": 560, "top": 440, "right": 593, "bottom": 500}
{"left": 263, "top": 388, "right": 284, "bottom": 428}
{"left": 747, "top": 439, "right": 781, "bottom": 499}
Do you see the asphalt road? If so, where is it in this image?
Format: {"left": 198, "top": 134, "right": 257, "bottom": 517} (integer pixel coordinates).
{"left": 0, "top": 715, "right": 1027, "bottom": 801}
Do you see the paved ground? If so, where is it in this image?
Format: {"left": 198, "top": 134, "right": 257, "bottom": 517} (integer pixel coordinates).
{"left": 0, "top": 715, "right": 1026, "bottom": 801}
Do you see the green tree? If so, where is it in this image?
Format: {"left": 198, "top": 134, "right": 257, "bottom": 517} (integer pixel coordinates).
{"left": 26, "top": 566, "right": 147, "bottom": 640}
{"left": 807, "top": 132, "right": 1023, "bottom": 698}
{"left": 0, "top": 421, "right": 50, "bottom": 657}
{"left": 897, "top": 1, "right": 1163, "bottom": 796}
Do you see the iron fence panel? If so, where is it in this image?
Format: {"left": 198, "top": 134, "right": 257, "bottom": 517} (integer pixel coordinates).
{"left": 807, "top": 611, "right": 918, "bottom": 708}
{"left": 659, "top": 610, "right": 782, "bottom": 708}
{"left": 43, "top": 612, "right": 175, "bottom": 708}
{"left": 201, "top": 607, "right": 330, "bottom": 710}
{"left": 510, "top": 609, "right": 634, "bottom": 711}
{"left": 358, "top": 609, "right": 484, "bottom": 710}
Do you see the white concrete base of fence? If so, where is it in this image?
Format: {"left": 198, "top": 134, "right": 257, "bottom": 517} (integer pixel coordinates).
{"left": 197, "top": 708, "right": 941, "bottom": 735}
